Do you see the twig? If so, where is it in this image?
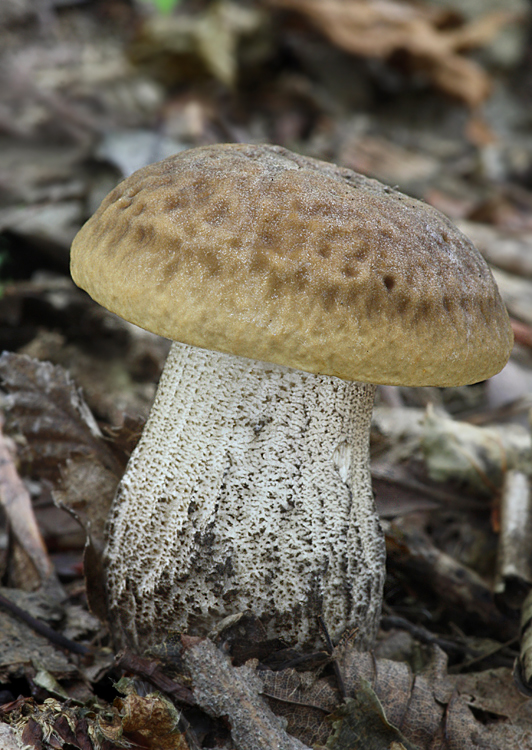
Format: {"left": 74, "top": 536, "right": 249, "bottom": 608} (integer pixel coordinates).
{"left": 318, "top": 616, "right": 347, "bottom": 699}
{"left": 380, "top": 615, "right": 472, "bottom": 656}
{"left": 0, "top": 591, "right": 89, "bottom": 656}
{"left": 116, "top": 649, "right": 196, "bottom": 706}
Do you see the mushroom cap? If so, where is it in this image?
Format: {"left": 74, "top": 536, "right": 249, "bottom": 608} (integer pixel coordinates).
{"left": 70, "top": 143, "right": 513, "bottom": 386}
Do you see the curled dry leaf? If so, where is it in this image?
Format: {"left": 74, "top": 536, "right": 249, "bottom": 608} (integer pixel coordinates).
{"left": 3, "top": 694, "right": 129, "bottom": 750}
{"left": 0, "top": 353, "right": 140, "bottom": 552}
{"left": 0, "top": 352, "right": 122, "bottom": 482}
{"left": 0, "top": 353, "right": 140, "bottom": 621}
{"left": 267, "top": 0, "right": 516, "bottom": 107}
{"left": 116, "top": 691, "right": 188, "bottom": 750}
{"left": 262, "top": 664, "right": 338, "bottom": 746}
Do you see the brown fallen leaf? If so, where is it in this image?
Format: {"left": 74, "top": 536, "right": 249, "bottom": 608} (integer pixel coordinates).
{"left": 262, "top": 662, "right": 338, "bottom": 746}
{"left": 2, "top": 695, "right": 124, "bottom": 750}
{"left": 182, "top": 638, "right": 311, "bottom": 749}
{"left": 21, "top": 717, "right": 43, "bottom": 749}
{"left": 116, "top": 688, "right": 189, "bottom": 750}
{"left": 0, "top": 352, "right": 144, "bottom": 548}
{"left": 262, "top": 640, "right": 532, "bottom": 748}
{"left": 266, "top": 0, "right": 516, "bottom": 108}
{"left": 0, "top": 353, "right": 138, "bottom": 622}
{"left": 53, "top": 457, "right": 119, "bottom": 560}
{"left": 116, "top": 650, "right": 195, "bottom": 707}
{"left": 456, "top": 666, "right": 532, "bottom": 724}
{"left": 0, "top": 352, "right": 123, "bottom": 483}
{"left": 325, "top": 681, "right": 419, "bottom": 749}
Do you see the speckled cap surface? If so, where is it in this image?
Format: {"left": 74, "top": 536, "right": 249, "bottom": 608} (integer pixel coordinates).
{"left": 70, "top": 143, "right": 513, "bottom": 386}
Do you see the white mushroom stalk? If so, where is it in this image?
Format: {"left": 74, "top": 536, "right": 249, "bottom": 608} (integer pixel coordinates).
{"left": 105, "top": 342, "right": 384, "bottom": 651}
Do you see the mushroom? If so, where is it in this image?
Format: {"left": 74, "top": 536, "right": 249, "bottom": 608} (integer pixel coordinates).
{"left": 70, "top": 143, "right": 513, "bottom": 652}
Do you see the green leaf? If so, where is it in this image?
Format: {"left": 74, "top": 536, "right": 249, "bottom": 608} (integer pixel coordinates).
{"left": 144, "top": 0, "right": 182, "bottom": 14}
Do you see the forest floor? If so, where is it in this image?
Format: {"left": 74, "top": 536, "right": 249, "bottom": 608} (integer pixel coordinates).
{"left": 1, "top": 1, "right": 532, "bottom": 747}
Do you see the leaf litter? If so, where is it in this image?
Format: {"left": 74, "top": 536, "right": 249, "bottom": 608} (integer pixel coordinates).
{"left": 1, "top": 0, "right": 532, "bottom": 747}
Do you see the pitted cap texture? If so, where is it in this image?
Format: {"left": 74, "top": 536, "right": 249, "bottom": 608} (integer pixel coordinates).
{"left": 70, "top": 143, "right": 512, "bottom": 386}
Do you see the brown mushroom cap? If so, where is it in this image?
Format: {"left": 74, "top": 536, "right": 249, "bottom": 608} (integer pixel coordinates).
{"left": 70, "top": 143, "right": 513, "bottom": 386}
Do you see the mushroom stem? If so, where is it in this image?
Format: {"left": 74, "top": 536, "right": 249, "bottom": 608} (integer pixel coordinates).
{"left": 105, "top": 342, "right": 385, "bottom": 651}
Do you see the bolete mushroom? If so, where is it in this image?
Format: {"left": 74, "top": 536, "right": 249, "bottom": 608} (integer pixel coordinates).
{"left": 70, "top": 143, "right": 513, "bottom": 652}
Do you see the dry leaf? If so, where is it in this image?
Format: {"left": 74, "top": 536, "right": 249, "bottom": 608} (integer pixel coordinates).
{"left": 53, "top": 456, "right": 118, "bottom": 559}
{"left": 0, "top": 589, "right": 76, "bottom": 683}
{"left": 182, "top": 638, "right": 311, "bottom": 749}
{"left": 267, "top": 0, "right": 516, "bottom": 107}
{"left": 0, "top": 353, "right": 122, "bottom": 482}
{"left": 262, "top": 666, "right": 338, "bottom": 746}
{"left": 130, "top": 0, "right": 267, "bottom": 87}
{"left": 116, "top": 691, "right": 188, "bottom": 750}
{"left": 0, "top": 353, "right": 136, "bottom": 621}
{"left": 259, "top": 633, "right": 532, "bottom": 747}
{"left": 326, "top": 681, "right": 419, "bottom": 749}
{"left": 334, "top": 645, "right": 470, "bottom": 748}
{"left": 385, "top": 518, "right": 518, "bottom": 642}
{"left": 456, "top": 666, "right": 532, "bottom": 724}
{"left": 2, "top": 696, "right": 124, "bottom": 750}
{"left": 0, "top": 353, "right": 140, "bottom": 548}
{"left": 422, "top": 405, "right": 532, "bottom": 495}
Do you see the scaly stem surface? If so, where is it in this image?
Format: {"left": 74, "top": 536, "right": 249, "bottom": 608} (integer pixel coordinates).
{"left": 105, "top": 342, "right": 385, "bottom": 651}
